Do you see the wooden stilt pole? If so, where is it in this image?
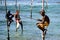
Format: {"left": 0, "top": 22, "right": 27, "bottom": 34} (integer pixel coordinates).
{"left": 30, "top": 0, "right": 33, "bottom": 19}
{"left": 7, "top": 26, "right": 10, "bottom": 40}
{"left": 42, "top": 31, "right": 45, "bottom": 40}
{"left": 41, "top": 0, "right": 46, "bottom": 40}
{"left": 15, "top": 0, "right": 17, "bottom": 10}
{"left": 5, "top": 0, "right": 10, "bottom": 40}
{"left": 19, "top": 4, "right": 20, "bottom": 13}
{"left": 5, "top": 0, "right": 7, "bottom": 14}
{"left": 46, "top": 0, "right": 48, "bottom": 8}
{"left": 42, "top": 0, "right": 44, "bottom": 10}
{"left": 0, "top": 0, "right": 2, "bottom": 4}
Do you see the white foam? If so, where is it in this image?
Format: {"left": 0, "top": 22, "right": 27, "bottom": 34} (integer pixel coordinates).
{"left": 0, "top": 1, "right": 59, "bottom": 6}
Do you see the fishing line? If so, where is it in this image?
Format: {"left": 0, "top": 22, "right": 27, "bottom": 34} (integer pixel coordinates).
{"left": 20, "top": 15, "right": 38, "bottom": 21}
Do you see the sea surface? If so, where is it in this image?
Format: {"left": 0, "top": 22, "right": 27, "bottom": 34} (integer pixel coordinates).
{"left": 0, "top": 1, "right": 60, "bottom": 40}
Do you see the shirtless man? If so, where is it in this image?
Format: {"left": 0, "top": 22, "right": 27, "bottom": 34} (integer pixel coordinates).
{"left": 14, "top": 10, "right": 23, "bottom": 32}
{"left": 36, "top": 9, "right": 50, "bottom": 33}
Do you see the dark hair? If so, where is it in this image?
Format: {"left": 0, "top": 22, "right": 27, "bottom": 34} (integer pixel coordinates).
{"left": 40, "top": 9, "right": 45, "bottom": 16}
{"left": 40, "top": 9, "right": 45, "bottom": 14}
{"left": 16, "top": 10, "right": 19, "bottom": 12}
{"left": 7, "top": 10, "right": 10, "bottom": 14}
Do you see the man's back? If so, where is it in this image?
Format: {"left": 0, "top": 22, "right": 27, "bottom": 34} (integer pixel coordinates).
{"left": 44, "top": 15, "right": 50, "bottom": 25}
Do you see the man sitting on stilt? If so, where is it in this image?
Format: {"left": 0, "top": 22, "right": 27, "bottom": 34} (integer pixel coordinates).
{"left": 6, "top": 10, "right": 14, "bottom": 26}
{"left": 36, "top": 9, "right": 50, "bottom": 35}
{"left": 14, "top": 10, "right": 23, "bottom": 32}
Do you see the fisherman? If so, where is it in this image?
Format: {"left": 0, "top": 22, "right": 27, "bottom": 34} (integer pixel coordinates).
{"left": 36, "top": 9, "right": 50, "bottom": 34}
{"left": 6, "top": 10, "right": 14, "bottom": 26}
{"left": 14, "top": 10, "right": 23, "bottom": 32}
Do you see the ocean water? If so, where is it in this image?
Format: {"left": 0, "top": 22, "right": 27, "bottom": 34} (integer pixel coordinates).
{"left": 0, "top": 1, "right": 60, "bottom": 40}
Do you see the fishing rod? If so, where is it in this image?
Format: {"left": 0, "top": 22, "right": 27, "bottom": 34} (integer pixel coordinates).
{"left": 5, "top": 0, "right": 10, "bottom": 40}
{"left": 20, "top": 15, "right": 39, "bottom": 21}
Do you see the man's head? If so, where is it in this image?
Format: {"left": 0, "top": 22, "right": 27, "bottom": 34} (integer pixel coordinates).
{"left": 16, "top": 10, "right": 19, "bottom": 14}
{"left": 40, "top": 9, "right": 45, "bottom": 16}
{"left": 7, "top": 10, "right": 10, "bottom": 14}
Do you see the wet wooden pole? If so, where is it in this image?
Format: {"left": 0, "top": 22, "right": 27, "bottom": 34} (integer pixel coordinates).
{"left": 0, "top": 0, "right": 2, "bottom": 4}
{"left": 46, "top": 0, "right": 48, "bottom": 8}
{"left": 15, "top": 0, "right": 17, "bottom": 10}
{"left": 5, "top": 0, "right": 7, "bottom": 14}
{"left": 30, "top": 0, "right": 33, "bottom": 19}
{"left": 42, "top": 0, "right": 44, "bottom": 10}
{"left": 45, "top": 0, "right": 48, "bottom": 12}
{"left": 5, "top": 0, "right": 10, "bottom": 40}
{"left": 42, "top": 0, "right": 46, "bottom": 40}
{"left": 7, "top": 26, "right": 10, "bottom": 40}
{"left": 19, "top": 4, "right": 20, "bottom": 13}
{"left": 42, "top": 31, "right": 45, "bottom": 40}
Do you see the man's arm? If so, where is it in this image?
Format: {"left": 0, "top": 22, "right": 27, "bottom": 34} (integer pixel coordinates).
{"left": 10, "top": 14, "right": 14, "bottom": 18}
{"left": 37, "top": 19, "right": 42, "bottom": 21}
{"left": 41, "top": 16, "right": 45, "bottom": 24}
